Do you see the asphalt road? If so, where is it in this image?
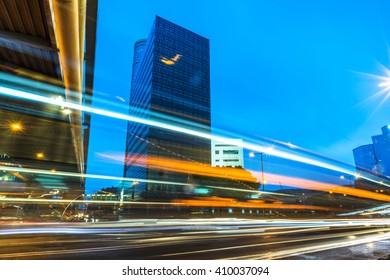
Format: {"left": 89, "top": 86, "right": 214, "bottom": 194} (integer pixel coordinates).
{"left": 0, "top": 218, "right": 389, "bottom": 260}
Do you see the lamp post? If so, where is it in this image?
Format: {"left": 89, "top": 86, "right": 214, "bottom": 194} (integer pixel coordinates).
{"left": 340, "top": 175, "right": 355, "bottom": 188}
{"left": 250, "top": 152, "right": 265, "bottom": 192}
{"left": 9, "top": 122, "right": 23, "bottom": 132}
{"left": 61, "top": 194, "right": 84, "bottom": 220}
{"left": 131, "top": 181, "right": 139, "bottom": 200}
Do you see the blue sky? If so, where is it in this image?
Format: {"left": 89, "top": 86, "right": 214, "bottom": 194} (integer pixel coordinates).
{"left": 86, "top": 0, "right": 390, "bottom": 193}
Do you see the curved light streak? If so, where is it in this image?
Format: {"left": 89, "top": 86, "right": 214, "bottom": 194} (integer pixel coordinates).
{"left": 0, "top": 85, "right": 387, "bottom": 188}
{"left": 0, "top": 165, "right": 291, "bottom": 197}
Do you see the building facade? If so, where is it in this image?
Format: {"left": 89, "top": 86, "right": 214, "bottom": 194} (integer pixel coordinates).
{"left": 353, "top": 125, "right": 390, "bottom": 178}
{"left": 211, "top": 139, "right": 244, "bottom": 168}
{"left": 124, "top": 16, "right": 211, "bottom": 198}
{"left": 353, "top": 144, "right": 377, "bottom": 175}
{"left": 372, "top": 125, "right": 390, "bottom": 177}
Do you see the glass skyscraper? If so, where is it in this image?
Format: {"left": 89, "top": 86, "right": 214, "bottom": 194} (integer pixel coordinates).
{"left": 372, "top": 125, "right": 390, "bottom": 177}
{"left": 124, "top": 16, "right": 211, "bottom": 198}
{"left": 353, "top": 125, "right": 390, "bottom": 178}
{"left": 353, "top": 144, "right": 378, "bottom": 175}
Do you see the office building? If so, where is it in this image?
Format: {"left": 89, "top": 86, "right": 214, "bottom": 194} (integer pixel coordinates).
{"left": 353, "top": 144, "right": 378, "bottom": 175}
{"left": 372, "top": 125, "right": 390, "bottom": 177}
{"left": 353, "top": 125, "right": 390, "bottom": 178}
{"left": 124, "top": 16, "right": 211, "bottom": 198}
{"left": 211, "top": 139, "right": 244, "bottom": 168}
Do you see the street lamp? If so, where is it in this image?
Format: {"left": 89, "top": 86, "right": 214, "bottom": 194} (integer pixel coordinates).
{"left": 61, "top": 194, "right": 84, "bottom": 220}
{"left": 10, "top": 122, "right": 23, "bottom": 132}
{"left": 36, "top": 152, "right": 44, "bottom": 159}
{"left": 340, "top": 175, "right": 355, "bottom": 188}
{"left": 250, "top": 152, "right": 265, "bottom": 192}
{"left": 131, "top": 181, "right": 139, "bottom": 200}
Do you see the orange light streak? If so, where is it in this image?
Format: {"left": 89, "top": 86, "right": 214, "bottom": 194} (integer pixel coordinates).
{"left": 173, "top": 197, "right": 336, "bottom": 211}
{"left": 262, "top": 173, "right": 390, "bottom": 202}
{"left": 129, "top": 156, "right": 257, "bottom": 182}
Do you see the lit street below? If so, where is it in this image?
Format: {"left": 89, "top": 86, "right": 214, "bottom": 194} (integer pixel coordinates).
{"left": 0, "top": 218, "right": 389, "bottom": 260}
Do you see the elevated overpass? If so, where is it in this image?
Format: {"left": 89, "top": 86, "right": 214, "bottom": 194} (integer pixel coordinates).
{"left": 0, "top": 0, "right": 98, "bottom": 194}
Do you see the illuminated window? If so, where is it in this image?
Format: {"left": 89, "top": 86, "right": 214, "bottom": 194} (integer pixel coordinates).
{"left": 223, "top": 150, "right": 239, "bottom": 155}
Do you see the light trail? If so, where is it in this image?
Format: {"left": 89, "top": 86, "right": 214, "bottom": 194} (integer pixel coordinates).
{"left": 224, "top": 229, "right": 390, "bottom": 260}
{"left": 0, "top": 165, "right": 291, "bottom": 197}
{"left": 2, "top": 166, "right": 390, "bottom": 203}
{"left": 0, "top": 218, "right": 389, "bottom": 259}
{"left": 0, "top": 165, "right": 192, "bottom": 186}
{"left": 173, "top": 197, "right": 337, "bottom": 211}
{"left": 163, "top": 228, "right": 390, "bottom": 258}
{"left": 339, "top": 203, "right": 390, "bottom": 216}
{"left": 259, "top": 172, "right": 390, "bottom": 202}
{"left": 0, "top": 84, "right": 386, "bottom": 188}
{"left": 115, "top": 155, "right": 258, "bottom": 182}
{"left": 0, "top": 196, "right": 179, "bottom": 206}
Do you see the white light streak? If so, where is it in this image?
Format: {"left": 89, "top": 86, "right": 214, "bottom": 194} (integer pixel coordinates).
{"left": 0, "top": 85, "right": 388, "bottom": 188}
